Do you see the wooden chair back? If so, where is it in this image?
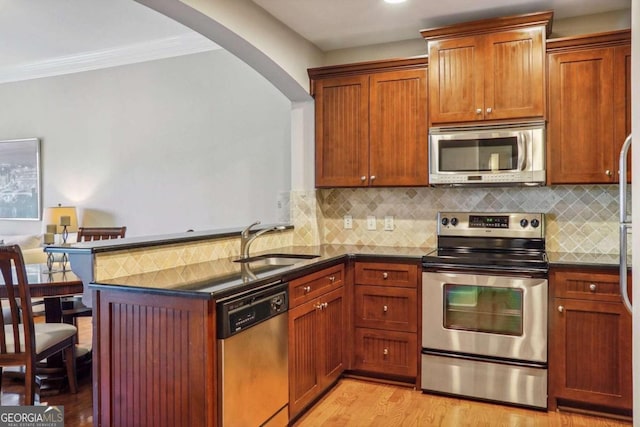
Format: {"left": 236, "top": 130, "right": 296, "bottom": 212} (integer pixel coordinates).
{"left": 0, "top": 244, "right": 78, "bottom": 404}
{"left": 0, "top": 245, "right": 35, "bottom": 361}
{"left": 77, "top": 226, "right": 127, "bottom": 242}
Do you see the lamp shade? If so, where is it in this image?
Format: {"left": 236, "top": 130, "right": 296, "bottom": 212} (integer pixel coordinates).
{"left": 43, "top": 205, "right": 78, "bottom": 234}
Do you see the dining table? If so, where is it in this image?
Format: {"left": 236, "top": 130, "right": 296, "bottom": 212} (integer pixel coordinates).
{"left": 0, "top": 263, "right": 85, "bottom": 323}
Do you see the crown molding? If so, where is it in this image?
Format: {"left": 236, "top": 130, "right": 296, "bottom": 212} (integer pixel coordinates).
{"left": 0, "top": 32, "right": 219, "bottom": 84}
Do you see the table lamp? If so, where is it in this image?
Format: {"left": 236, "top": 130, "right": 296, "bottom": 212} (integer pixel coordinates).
{"left": 43, "top": 204, "right": 78, "bottom": 244}
{"left": 43, "top": 204, "right": 78, "bottom": 272}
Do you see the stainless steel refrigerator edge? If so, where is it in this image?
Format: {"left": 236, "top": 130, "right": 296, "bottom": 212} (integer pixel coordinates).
{"left": 619, "top": 134, "right": 633, "bottom": 315}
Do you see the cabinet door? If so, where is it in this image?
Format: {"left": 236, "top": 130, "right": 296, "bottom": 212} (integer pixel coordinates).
{"left": 318, "top": 287, "right": 345, "bottom": 389}
{"left": 614, "top": 44, "right": 631, "bottom": 183}
{"left": 550, "top": 298, "right": 632, "bottom": 411}
{"left": 314, "top": 75, "right": 369, "bottom": 187}
{"left": 369, "top": 69, "right": 428, "bottom": 186}
{"left": 548, "top": 48, "right": 615, "bottom": 184}
{"left": 483, "top": 28, "right": 545, "bottom": 120}
{"left": 288, "top": 298, "right": 320, "bottom": 418}
{"left": 428, "top": 35, "right": 484, "bottom": 124}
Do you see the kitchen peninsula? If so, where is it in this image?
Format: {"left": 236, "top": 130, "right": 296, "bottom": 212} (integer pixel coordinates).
{"left": 45, "top": 225, "right": 631, "bottom": 426}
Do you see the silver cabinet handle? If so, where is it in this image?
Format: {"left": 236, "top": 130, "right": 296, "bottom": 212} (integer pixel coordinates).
{"left": 382, "top": 272, "right": 388, "bottom": 279}
{"left": 558, "top": 306, "right": 564, "bottom": 313}
{"left": 476, "top": 108, "right": 482, "bottom": 114}
{"left": 322, "top": 302, "right": 328, "bottom": 309}
{"left": 360, "top": 176, "right": 367, "bottom": 181}
{"left": 328, "top": 276, "right": 335, "bottom": 283}
{"left": 303, "top": 285, "right": 311, "bottom": 293}
{"left": 370, "top": 175, "right": 376, "bottom": 181}
{"left": 606, "top": 170, "right": 612, "bottom": 177}
{"left": 383, "top": 305, "right": 388, "bottom": 312}
{"left": 589, "top": 283, "right": 597, "bottom": 292}
{"left": 315, "top": 302, "right": 322, "bottom": 310}
{"left": 486, "top": 107, "right": 492, "bottom": 114}
{"left": 383, "top": 348, "right": 389, "bottom": 355}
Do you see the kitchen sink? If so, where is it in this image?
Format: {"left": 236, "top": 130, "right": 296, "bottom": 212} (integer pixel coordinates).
{"left": 234, "top": 253, "right": 320, "bottom": 267}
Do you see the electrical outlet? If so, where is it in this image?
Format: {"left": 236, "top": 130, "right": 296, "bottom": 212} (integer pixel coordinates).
{"left": 343, "top": 215, "right": 353, "bottom": 229}
{"left": 384, "top": 215, "right": 394, "bottom": 231}
{"left": 367, "top": 215, "right": 376, "bottom": 230}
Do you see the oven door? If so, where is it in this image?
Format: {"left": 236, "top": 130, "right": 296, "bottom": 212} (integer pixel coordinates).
{"left": 422, "top": 271, "right": 547, "bottom": 363}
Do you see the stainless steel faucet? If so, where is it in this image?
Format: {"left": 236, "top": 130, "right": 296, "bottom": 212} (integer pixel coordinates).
{"left": 240, "top": 221, "right": 285, "bottom": 259}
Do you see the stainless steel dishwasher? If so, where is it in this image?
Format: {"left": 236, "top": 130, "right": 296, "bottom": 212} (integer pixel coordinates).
{"left": 217, "top": 281, "right": 289, "bottom": 427}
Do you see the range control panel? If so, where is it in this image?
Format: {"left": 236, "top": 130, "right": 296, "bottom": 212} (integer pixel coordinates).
{"left": 437, "top": 212, "right": 544, "bottom": 239}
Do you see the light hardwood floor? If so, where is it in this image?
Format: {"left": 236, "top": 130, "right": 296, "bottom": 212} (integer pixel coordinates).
{"left": 0, "top": 317, "right": 633, "bottom": 427}
{"left": 294, "top": 378, "right": 633, "bottom": 427}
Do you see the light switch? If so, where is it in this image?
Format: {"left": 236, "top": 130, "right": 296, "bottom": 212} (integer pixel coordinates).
{"left": 384, "top": 215, "right": 394, "bottom": 231}
{"left": 367, "top": 215, "right": 376, "bottom": 230}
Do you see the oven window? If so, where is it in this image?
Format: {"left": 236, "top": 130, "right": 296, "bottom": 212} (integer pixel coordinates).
{"left": 443, "top": 284, "right": 523, "bottom": 336}
{"left": 438, "top": 137, "right": 518, "bottom": 172}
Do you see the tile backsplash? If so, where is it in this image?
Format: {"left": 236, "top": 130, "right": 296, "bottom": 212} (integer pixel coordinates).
{"left": 295, "top": 185, "right": 625, "bottom": 254}
{"left": 95, "top": 185, "right": 625, "bottom": 281}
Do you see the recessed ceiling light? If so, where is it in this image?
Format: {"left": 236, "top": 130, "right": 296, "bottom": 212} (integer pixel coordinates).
{"left": 384, "top": 0, "right": 407, "bottom": 4}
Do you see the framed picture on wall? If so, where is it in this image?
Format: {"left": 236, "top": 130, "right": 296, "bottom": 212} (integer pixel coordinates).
{"left": 0, "top": 138, "right": 41, "bottom": 220}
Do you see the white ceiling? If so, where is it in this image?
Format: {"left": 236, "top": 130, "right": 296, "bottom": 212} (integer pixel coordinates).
{"left": 0, "top": 0, "right": 631, "bottom": 79}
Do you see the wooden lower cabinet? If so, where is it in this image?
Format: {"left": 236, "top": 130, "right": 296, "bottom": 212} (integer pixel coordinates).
{"left": 549, "top": 267, "right": 632, "bottom": 415}
{"left": 289, "top": 286, "right": 345, "bottom": 419}
{"left": 352, "top": 261, "right": 419, "bottom": 381}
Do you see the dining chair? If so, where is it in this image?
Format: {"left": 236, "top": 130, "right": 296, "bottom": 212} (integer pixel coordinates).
{"left": 62, "top": 226, "right": 127, "bottom": 326}
{"left": 0, "top": 245, "right": 78, "bottom": 405}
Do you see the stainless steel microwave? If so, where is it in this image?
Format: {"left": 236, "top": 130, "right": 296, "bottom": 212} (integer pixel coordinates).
{"left": 429, "top": 121, "right": 546, "bottom": 186}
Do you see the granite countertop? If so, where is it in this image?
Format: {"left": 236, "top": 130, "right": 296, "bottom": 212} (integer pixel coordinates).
{"left": 547, "top": 251, "right": 629, "bottom": 268}
{"left": 90, "top": 244, "right": 431, "bottom": 300}
{"left": 90, "top": 243, "right": 629, "bottom": 300}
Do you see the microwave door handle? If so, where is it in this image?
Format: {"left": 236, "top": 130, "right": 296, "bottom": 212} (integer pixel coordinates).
{"left": 516, "top": 133, "right": 527, "bottom": 171}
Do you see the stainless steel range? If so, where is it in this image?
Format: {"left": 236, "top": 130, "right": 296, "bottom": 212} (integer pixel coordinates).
{"left": 421, "top": 212, "right": 548, "bottom": 409}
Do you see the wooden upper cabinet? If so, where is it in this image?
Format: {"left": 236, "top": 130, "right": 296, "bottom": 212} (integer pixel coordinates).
{"left": 422, "top": 11, "right": 551, "bottom": 126}
{"left": 547, "top": 30, "right": 631, "bottom": 184}
{"left": 314, "top": 75, "right": 369, "bottom": 187}
{"left": 369, "top": 69, "right": 427, "bottom": 186}
{"left": 309, "top": 58, "right": 428, "bottom": 188}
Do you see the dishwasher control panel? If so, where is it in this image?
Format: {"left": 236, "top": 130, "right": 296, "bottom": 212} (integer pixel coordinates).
{"left": 217, "top": 282, "right": 289, "bottom": 338}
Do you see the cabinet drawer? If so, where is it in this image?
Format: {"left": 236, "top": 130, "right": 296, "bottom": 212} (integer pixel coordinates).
{"left": 353, "top": 328, "right": 417, "bottom": 377}
{"left": 354, "top": 285, "right": 417, "bottom": 332}
{"left": 551, "top": 269, "right": 628, "bottom": 303}
{"left": 289, "top": 264, "right": 344, "bottom": 308}
{"left": 355, "top": 262, "right": 418, "bottom": 288}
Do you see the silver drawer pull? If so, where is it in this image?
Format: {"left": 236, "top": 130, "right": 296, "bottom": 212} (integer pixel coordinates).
{"left": 382, "top": 272, "right": 388, "bottom": 279}
{"left": 303, "top": 286, "right": 311, "bottom": 293}
{"left": 383, "top": 348, "right": 389, "bottom": 356}
{"left": 383, "top": 305, "right": 388, "bottom": 312}
{"left": 589, "top": 283, "right": 597, "bottom": 292}
{"left": 328, "top": 276, "right": 335, "bottom": 283}
{"left": 558, "top": 306, "right": 564, "bottom": 313}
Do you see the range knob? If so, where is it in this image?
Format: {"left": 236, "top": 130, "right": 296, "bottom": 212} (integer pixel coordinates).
{"left": 531, "top": 218, "right": 540, "bottom": 228}
{"left": 520, "top": 219, "right": 529, "bottom": 228}
{"left": 450, "top": 217, "right": 459, "bottom": 226}
{"left": 441, "top": 217, "right": 449, "bottom": 226}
